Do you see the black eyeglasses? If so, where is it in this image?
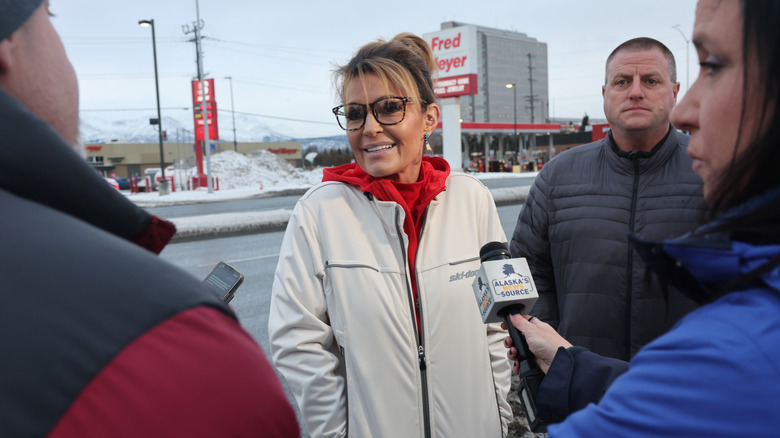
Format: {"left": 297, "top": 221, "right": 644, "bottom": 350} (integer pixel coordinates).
{"left": 332, "top": 96, "right": 411, "bottom": 131}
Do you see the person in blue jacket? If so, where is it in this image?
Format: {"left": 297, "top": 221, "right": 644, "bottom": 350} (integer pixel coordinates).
{"left": 505, "top": 0, "right": 780, "bottom": 436}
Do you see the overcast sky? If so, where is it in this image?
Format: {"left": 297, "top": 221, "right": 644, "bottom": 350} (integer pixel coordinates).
{"left": 52, "top": 0, "right": 698, "bottom": 139}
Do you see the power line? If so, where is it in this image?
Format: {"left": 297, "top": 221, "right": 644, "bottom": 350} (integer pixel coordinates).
{"left": 232, "top": 110, "right": 333, "bottom": 126}
{"left": 77, "top": 73, "right": 192, "bottom": 80}
{"left": 61, "top": 36, "right": 187, "bottom": 45}
{"left": 203, "top": 44, "right": 331, "bottom": 66}
{"left": 203, "top": 37, "right": 345, "bottom": 57}
{"left": 228, "top": 76, "right": 325, "bottom": 94}
{"left": 80, "top": 107, "right": 190, "bottom": 112}
{"left": 79, "top": 106, "right": 334, "bottom": 126}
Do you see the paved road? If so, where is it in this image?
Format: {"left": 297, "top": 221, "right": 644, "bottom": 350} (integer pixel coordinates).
{"left": 145, "top": 176, "right": 534, "bottom": 219}
{"left": 162, "top": 202, "right": 523, "bottom": 357}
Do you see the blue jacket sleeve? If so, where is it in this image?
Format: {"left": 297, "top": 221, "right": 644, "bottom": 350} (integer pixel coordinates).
{"left": 536, "top": 346, "right": 629, "bottom": 423}
{"left": 546, "top": 304, "right": 780, "bottom": 437}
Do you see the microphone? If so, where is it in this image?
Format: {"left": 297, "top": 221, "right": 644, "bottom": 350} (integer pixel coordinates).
{"left": 473, "top": 241, "right": 546, "bottom": 433}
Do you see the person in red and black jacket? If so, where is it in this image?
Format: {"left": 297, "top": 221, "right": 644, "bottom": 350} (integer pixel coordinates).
{"left": 0, "top": 2, "right": 298, "bottom": 437}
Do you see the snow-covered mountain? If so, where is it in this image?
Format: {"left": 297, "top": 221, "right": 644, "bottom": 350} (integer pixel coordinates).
{"left": 79, "top": 113, "right": 349, "bottom": 152}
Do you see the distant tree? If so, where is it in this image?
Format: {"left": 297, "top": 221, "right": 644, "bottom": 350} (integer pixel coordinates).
{"left": 579, "top": 113, "right": 590, "bottom": 132}
{"left": 318, "top": 149, "right": 354, "bottom": 167}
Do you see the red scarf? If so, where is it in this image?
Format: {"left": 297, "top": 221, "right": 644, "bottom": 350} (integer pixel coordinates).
{"left": 323, "top": 157, "right": 450, "bottom": 334}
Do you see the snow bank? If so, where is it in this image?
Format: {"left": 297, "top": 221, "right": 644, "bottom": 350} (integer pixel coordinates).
{"left": 127, "top": 149, "right": 537, "bottom": 208}
{"left": 128, "top": 150, "right": 324, "bottom": 206}
{"left": 181, "top": 149, "right": 323, "bottom": 190}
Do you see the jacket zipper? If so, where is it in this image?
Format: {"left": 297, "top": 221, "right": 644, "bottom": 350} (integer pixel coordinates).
{"left": 626, "top": 152, "right": 641, "bottom": 359}
{"left": 394, "top": 206, "right": 431, "bottom": 438}
{"left": 340, "top": 346, "right": 349, "bottom": 437}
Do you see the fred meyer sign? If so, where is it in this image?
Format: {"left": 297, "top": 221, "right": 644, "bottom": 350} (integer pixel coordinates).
{"left": 425, "top": 26, "right": 478, "bottom": 98}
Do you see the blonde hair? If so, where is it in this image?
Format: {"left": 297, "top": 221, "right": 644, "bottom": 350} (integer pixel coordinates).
{"left": 334, "top": 33, "right": 437, "bottom": 112}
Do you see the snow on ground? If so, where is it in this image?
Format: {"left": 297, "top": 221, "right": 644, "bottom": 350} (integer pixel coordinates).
{"left": 126, "top": 149, "right": 537, "bottom": 209}
{"left": 127, "top": 150, "right": 324, "bottom": 207}
{"left": 172, "top": 209, "right": 295, "bottom": 240}
{"left": 207, "top": 150, "right": 321, "bottom": 190}
{"left": 123, "top": 150, "right": 537, "bottom": 239}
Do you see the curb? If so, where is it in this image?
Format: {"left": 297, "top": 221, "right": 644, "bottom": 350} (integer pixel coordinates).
{"left": 168, "top": 186, "right": 530, "bottom": 243}
{"left": 170, "top": 209, "right": 293, "bottom": 242}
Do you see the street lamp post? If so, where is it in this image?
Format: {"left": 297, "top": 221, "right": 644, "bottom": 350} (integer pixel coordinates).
{"left": 673, "top": 24, "right": 691, "bottom": 93}
{"left": 138, "top": 19, "right": 169, "bottom": 195}
{"left": 225, "top": 76, "right": 238, "bottom": 152}
{"left": 506, "top": 83, "right": 518, "bottom": 154}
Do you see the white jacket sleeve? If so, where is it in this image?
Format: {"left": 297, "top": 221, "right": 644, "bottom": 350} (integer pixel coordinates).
{"left": 268, "top": 201, "right": 346, "bottom": 438}
{"left": 483, "top": 187, "right": 514, "bottom": 436}
{"left": 488, "top": 320, "right": 513, "bottom": 436}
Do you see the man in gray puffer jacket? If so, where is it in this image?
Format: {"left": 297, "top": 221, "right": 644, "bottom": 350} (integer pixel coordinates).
{"left": 510, "top": 37, "right": 708, "bottom": 361}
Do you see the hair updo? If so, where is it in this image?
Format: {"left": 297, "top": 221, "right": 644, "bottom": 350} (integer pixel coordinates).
{"left": 334, "top": 32, "right": 437, "bottom": 112}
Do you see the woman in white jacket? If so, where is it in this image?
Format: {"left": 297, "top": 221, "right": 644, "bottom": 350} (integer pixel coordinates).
{"left": 268, "top": 33, "right": 512, "bottom": 437}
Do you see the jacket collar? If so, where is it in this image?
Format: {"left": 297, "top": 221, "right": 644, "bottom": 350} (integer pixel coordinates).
{"left": 322, "top": 156, "right": 450, "bottom": 205}
{"left": 0, "top": 89, "right": 175, "bottom": 253}
{"left": 605, "top": 125, "right": 688, "bottom": 174}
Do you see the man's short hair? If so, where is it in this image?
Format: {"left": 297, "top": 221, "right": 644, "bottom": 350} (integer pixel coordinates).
{"left": 0, "top": 0, "right": 45, "bottom": 41}
{"left": 604, "top": 37, "right": 677, "bottom": 84}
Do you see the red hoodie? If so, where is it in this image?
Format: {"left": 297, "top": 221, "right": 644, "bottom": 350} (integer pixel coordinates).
{"left": 322, "top": 157, "right": 450, "bottom": 333}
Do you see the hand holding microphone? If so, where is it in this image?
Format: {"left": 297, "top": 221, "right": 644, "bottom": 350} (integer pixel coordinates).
{"left": 472, "top": 241, "right": 547, "bottom": 432}
{"left": 472, "top": 242, "right": 540, "bottom": 372}
{"left": 503, "top": 314, "right": 572, "bottom": 374}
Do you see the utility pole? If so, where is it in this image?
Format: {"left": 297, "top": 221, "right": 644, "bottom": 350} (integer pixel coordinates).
{"left": 225, "top": 76, "right": 238, "bottom": 152}
{"left": 526, "top": 53, "right": 536, "bottom": 124}
{"left": 182, "top": 0, "right": 213, "bottom": 193}
{"left": 673, "top": 24, "right": 691, "bottom": 93}
{"left": 138, "top": 19, "right": 169, "bottom": 196}
{"left": 505, "top": 83, "right": 518, "bottom": 153}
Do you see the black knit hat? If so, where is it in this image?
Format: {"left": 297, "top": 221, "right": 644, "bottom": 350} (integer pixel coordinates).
{"left": 0, "top": 0, "right": 46, "bottom": 41}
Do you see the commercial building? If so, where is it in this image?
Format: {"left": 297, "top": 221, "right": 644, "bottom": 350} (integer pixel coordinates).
{"left": 85, "top": 140, "right": 302, "bottom": 179}
{"left": 425, "top": 22, "right": 555, "bottom": 171}
{"left": 436, "top": 21, "right": 549, "bottom": 125}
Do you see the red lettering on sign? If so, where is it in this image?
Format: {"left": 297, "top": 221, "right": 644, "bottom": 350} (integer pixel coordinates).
{"left": 430, "top": 33, "right": 462, "bottom": 51}
{"left": 268, "top": 148, "right": 298, "bottom": 154}
{"left": 86, "top": 145, "right": 102, "bottom": 152}
{"left": 435, "top": 56, "right": 467, "bottom": 73}
{"left": 433, "top": 74, "right": 478, "bottom": 98}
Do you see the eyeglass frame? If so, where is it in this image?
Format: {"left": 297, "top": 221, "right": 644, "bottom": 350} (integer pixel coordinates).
{"left": 331, "top": 96, "right": 412, "bottom": 132}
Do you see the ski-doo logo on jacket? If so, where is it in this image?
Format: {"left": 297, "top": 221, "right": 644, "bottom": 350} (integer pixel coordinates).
{"left": 450, "top": 269, "right": 479, "bottom": 282}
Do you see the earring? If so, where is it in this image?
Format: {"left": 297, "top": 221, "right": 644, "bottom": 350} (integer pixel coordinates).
{"left": 424, "top": 132, "right": 433, "bottom": 154}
